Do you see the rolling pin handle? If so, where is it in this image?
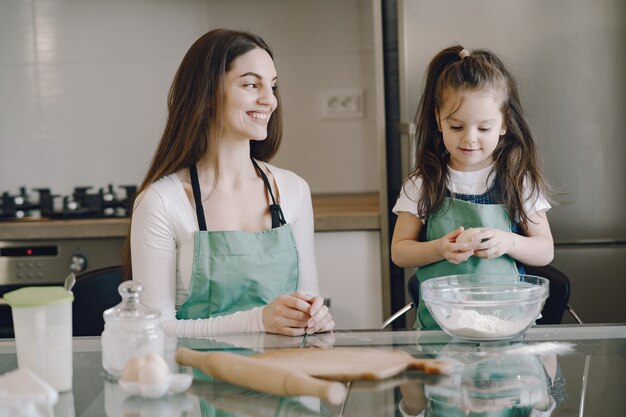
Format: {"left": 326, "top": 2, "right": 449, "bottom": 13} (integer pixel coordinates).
{"left": 175, "top": 347, "right": 347, "bottom": 405}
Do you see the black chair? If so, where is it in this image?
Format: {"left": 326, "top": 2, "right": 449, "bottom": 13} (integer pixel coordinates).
{"left": 381, "top": 274, "right": 419, "bottom": 329}
{"left": 524, "top": 264, "right": 582, "bottom": 324}
{"left": 72, "top": 265, "right": 124, "bottom": 336}
{"left": 381, "top": 265, "right": 582, "bottom": 329}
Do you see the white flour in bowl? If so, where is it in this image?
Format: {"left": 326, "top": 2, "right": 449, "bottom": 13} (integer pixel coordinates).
{"left": 444, "top": 310, "right": 526, "bottom": 338}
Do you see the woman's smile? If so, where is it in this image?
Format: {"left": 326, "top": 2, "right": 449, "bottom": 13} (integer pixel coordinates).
{"left": 247, "top": 111, "right": 271, "bottom": 122}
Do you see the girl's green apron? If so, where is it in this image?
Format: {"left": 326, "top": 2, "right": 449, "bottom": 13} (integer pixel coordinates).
{"left": 177, "top": 161, "right": 300, "bottom": 417}
{"left": 415, "top": 195, "right": 518, "bottom": 329}
{"left": 176, "top": 159, "right": 299, "bottom": 322}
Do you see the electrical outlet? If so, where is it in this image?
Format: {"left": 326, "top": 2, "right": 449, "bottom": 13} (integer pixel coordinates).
{"left": 321, "top": 90, "right": 364, "bottom": 119}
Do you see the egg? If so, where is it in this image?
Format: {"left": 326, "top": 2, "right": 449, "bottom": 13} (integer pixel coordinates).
{"left": 120, "top": 356, "right": 146, "bottom": 382}
{"left": 138, "top": 361, "right": 170, "bottom": 398}
{"left": 144, "top": 353, "right": 170, "bottom": 375}
{"left": 119, "top": 353, "right": 173, "bottom": 398}
{"left": 456, "top": 227, "right": 483, "bottom": 246}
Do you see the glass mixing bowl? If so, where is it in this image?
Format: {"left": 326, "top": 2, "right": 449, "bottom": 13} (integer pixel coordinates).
{"left": 421, "top": 274, "right": 549, "bottom": 341}
{"left": 425, "top": 344, "right": 551, "bottom": 414}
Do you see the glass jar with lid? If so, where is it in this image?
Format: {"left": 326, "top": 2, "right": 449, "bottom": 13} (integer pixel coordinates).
{"left": 101, "top": 281, "right": 164, "bottom": 377}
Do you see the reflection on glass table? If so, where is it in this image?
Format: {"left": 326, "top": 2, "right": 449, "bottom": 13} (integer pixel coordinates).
{"left": 399, "top": 342, "right": 570, "bottom": 417}
{"left": 0, "top": 325, "right": 624, "bottom": 417}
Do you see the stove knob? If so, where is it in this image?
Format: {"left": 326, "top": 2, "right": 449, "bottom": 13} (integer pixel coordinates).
{"left": 69, "top": 255, "right": 87, "bottom": 273}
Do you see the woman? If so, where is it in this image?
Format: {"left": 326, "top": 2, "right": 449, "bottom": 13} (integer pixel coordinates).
{"left": 126, "top": 29, "right": 334, "bottom": 337}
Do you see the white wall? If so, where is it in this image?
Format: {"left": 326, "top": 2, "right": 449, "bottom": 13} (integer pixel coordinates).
{"left": 0, "top": 0, "right": 379, "bottom": 196}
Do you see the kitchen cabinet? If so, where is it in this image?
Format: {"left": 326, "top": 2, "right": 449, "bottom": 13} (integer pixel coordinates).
{"left": 312, "top": 193, "right": 385, "bottom": 329}
{"left": 315, "top": 231, "right": 383, "bottom": 330}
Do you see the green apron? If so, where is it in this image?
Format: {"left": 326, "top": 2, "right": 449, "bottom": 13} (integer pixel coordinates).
{"left": 415, "top": 196, "right": 518, "bottom": 329}
{"left": 176, "top": 160, "right": 303, "bottom": 417}
{"left": 176, "top": 159, "right": 299, "bottom": 320}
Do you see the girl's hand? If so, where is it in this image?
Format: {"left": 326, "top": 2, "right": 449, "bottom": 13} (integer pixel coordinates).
{"left": 262, "top": 294, "right": 312, "bottom": 336}
{"left": 438, "top": 227, "right": 474, "bottom": 264}
{"left": 294, "top": 292, "right": 335, "bottom": 334}
{"left": 472, "top": 228, "right": 516, "bottom": 259}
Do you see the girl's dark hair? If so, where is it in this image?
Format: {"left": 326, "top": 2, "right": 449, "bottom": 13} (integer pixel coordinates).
{"left": 410, "top": 45, "right": 549, "bottom": 228}
{"left": 122, "top": 29, "right": 282, "bottom": 278}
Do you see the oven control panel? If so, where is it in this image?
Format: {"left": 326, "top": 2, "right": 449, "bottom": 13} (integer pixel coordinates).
{"left": 0, "top": 238, "right": 123, "bottom": 286}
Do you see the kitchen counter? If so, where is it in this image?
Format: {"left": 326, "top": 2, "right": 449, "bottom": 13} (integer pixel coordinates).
{"left": 1, "top": 325, "right": 625, "bottom": 416}
{"left": 0, "top": 192, "right": 380, "bottom": 240}
{"left": 310, "top": 192, "right": 380, "bottom": 231}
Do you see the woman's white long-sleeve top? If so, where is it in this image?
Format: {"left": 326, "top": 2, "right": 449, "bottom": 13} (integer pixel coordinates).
{"left": 130, "top": 162, "right": 319, "bottom": 336}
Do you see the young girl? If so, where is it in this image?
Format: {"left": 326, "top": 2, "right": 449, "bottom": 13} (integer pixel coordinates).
{"left": 391, "top": 46, "right": 554, "bottom": 329}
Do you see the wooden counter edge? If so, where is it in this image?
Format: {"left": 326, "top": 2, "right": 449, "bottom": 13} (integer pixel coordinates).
{"left": 0, "top": 193, "right": 381, "bottom": 239}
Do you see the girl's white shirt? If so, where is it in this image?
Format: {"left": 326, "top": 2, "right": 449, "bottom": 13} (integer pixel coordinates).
{"left": 393, "top": 163, "right": 551, "bottom": 221}
{"left": 130, "top": 161, "right": 319, "bottom": 336}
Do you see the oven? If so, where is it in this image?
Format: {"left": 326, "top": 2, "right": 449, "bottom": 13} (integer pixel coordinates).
{"left": 0, "top": 238, "right": 125, "bottom": 289}
{"left": 0, "top": 237, "right": 125, "bottom": 337}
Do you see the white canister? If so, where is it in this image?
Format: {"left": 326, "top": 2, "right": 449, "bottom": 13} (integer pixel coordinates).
{"left": 101, "top": 281, "right": 164, "bottom": 377}
{"left": 4, "top": 286, "right": 74, "bottom": 392}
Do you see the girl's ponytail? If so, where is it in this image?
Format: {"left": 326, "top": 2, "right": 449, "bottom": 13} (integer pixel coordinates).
{"left": 412, "top": 46, "right": 465, "bottom": 218}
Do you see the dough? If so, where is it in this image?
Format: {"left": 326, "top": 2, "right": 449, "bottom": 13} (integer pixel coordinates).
{"left": 456, "top": 227, "right": 483, "bottom": 245}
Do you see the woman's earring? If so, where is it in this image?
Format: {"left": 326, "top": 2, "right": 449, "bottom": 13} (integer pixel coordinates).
{"left": 500, "top": 130, "right": 506, "bottom": 136}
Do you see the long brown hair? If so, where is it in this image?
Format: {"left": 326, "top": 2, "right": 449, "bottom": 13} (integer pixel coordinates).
{"left": 410, "top": 45, "right": 550, "bottom": 228}
{"left": 121, "top": 29, "right": 283, "bottom": 278}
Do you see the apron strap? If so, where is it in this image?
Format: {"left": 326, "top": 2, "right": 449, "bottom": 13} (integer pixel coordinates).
{"left": 189, "top": 164, "right": 208, "bottom": 231}
{"left": 251, "top": 158, "right": 286, "bottom": 228}
{"left": 189, "top": 160, "right": 286, "bottom": 231}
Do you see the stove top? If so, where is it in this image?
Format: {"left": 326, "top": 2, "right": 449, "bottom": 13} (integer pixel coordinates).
{"left": 0, "top": 185, "right": 137, "bottom": 221}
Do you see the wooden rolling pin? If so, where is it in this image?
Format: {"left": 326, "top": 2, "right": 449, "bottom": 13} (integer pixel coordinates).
{"left": 175, "top": 347, "right": 347, "bottom": 405}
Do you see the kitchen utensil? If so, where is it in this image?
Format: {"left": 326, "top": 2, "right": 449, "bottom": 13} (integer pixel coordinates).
{"left": 250, "top": 347, "right": 448, "bottom": 380}
{"left": 425, "top": 343, "right": 551, "bottom": 413}
{"left": 101, "top": 281, "right": 164, "bottom": 377}
{"left": 175, "top": 347, "right": 448, "bottom": 404}
{"left": 3, "top": 286, "right": 74, "bottom": 392}
{"left": 64, "top": 272, "right": 76, "bottom": 292}
{"left": 176, "top": 348, "right": 347, "bottom": 405}
{"left": 421, "top": 273, "right": 549, "bottom": 341}
{"left": 0, "top": 262, "right": 76, "bottom": 311}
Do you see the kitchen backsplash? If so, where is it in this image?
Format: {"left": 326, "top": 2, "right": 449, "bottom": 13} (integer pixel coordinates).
{"left": 0, "top": 0, "right": 379, "bottom": 196}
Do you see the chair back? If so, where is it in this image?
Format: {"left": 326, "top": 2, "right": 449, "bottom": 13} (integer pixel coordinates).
{"left": 407, "top": 274, "right": 420, "bottom": 307}
{"left": 72, "top": 265, "right": 124, "bottom": 336}
{"left": 524, "top": 264, "right": 571, "bottom": 325}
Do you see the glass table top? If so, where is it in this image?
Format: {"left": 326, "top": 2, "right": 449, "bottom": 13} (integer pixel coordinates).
{"left": 0, "top": 324, "right": 625, "bottom": 417}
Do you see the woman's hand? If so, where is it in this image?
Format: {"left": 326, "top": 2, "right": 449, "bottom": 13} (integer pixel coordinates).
{"left": 472, "top": 228, "right": 516, "bottom": 259}
{"left": 262, "top": 292, "right": 335, "bottom": 336}
{"left": 294, "top": 292, "right": 335, "bottom": 334}
{"left": 305, "top": 331, "right": 336, "bottom": 348}
{"left": 262, "top": 294, "right": 312, "bottom": 336}
{"left": 438, "top": 227, "right": 474, "bottom": 264}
